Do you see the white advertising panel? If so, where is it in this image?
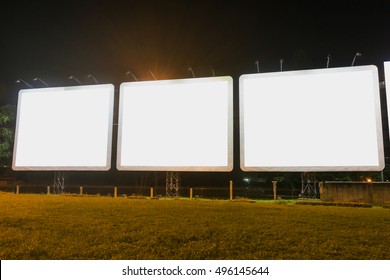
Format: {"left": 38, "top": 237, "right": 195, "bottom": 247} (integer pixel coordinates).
{"left": 240, "top": 66, "right": 384, "bottom": 171}
{"left": 117, "top": 77, "right": 233, "bottom": 171}
{"left": 384, "top": 62, "right": 390, "bottom": 143}
{"left": 385, "top": 62, "right": 390, "bottom": 87}
{"left": 13, "top": 84, "right": 114, "bottom": 170}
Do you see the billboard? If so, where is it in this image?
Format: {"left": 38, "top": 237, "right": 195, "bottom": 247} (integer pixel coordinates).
{"left": 13, "top": 84, "right": 114, "bottom": 171}
{"left": 117, "top": 77, "right": 233, "bottom": 171}
{"left": 385, "top": 62, "right": 390, "bottom": 86}
{"left": 385, "top": 62, "right": 390, "bottom": 143}
{"left": 240, "top": 65, "right": 384, "bottom": 171}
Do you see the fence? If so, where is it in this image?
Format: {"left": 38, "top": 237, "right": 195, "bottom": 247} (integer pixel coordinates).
{"left": 0, "top": 183, "right": 302, "bottom": 200}
{"left": 320, "top": 181, "right": 390, "bottom": 206}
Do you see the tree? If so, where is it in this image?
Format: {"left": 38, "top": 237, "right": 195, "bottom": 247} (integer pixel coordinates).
{"left": 0, "top": 105, "right": 16, "bottom": 167}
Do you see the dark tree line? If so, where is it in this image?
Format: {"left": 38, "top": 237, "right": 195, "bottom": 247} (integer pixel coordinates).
{"left": 0, "top": 105, "right": 16, "bottom": 167}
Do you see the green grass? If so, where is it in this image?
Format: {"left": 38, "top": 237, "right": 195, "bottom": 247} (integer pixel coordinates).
{"left": 0, "top": 193, "right": 389, "bottom": 260}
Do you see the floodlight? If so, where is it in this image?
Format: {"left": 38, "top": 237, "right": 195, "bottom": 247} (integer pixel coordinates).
{"left": 117, "top": 77, "right": 233, "bottom": 171}
{"left": 211, "top": 66, "right": 216, "bottom": 77}
{"left": 13, "top": 84, "right": 114, "bottom": 170}
{"left": 33, "top": 77, "right": 49, "bottom": 87}
{"left": 240, "top": 65, "right": 384, "bottom": 172}
{"left": 279, "top": 59, "right": 284, "bottom": 71}
{"left": 15, "top": 79, "right": 32, "bottom": 88}
{"left": 326, "top": 54, "right": 331, "bottom": 68}
{"left": 351, "top": 51, "right": 362, "bottom": 66}
{"left": 255, "top": 60, "right": 260, "bottom": 73}
{"left": 188, "top": 67, "right": 195, "bottom": 78}
{"left": 68, "top": 75, "right": 82, "bottom": 85}
{"left": 149, "top": 70, "right": 157, "bottom": 80}
{"left": 125, "top": 70, "right": 138, "bottom": 81}
{"left": 86, "top": 74, "right": 98, "bottom": 84}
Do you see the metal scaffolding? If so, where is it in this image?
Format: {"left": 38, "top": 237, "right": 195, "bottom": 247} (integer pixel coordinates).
{"left": 300, "top": 172, "right": 318, "bottom": 199}
{"left": 53, "top": 171, "right": 65, "bottom": 194}
{"left": 166, "top": 171, "right": 180, "bottom": 196}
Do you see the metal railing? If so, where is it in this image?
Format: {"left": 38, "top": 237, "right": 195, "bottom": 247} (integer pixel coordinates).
{"left": 0, "top": 184, "right": 303, "bottom": 200}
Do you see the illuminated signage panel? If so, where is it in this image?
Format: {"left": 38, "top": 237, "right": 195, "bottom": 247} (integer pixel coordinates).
{"left": 13, "top": 84, "right": 114, "bottom": 170}
{"left": 240, "top": 66, "right": 384, "bottom": 171}
{"left": 117, "top": 77, "right": 233, "bottom": 171}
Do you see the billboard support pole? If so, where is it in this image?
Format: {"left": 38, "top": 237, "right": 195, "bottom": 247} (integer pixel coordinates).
{"left": 300, "top": 172, "right": 317, "bottom": 199}
{"left": 166, "top": 171, "right": 180, "bottom": 197}
{"left": 272, "top": 181, "right": 278, "bottom": 200}
{"left": 53, "top": 171, "right": 65, "bottom": 194}
{"left": 165, "top": 67, "right": 201, "bottom": 197}
{"left": 229, "top": 180, "right": 233, "bottom": 201}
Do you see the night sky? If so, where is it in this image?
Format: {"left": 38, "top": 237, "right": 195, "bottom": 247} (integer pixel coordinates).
{"left": 1, "top": 0, "right": 390, "bottom": 106}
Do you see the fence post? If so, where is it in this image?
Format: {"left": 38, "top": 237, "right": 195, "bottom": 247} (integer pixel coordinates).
{"left": 114, "top": 186, "right": 117, "bottom": 198}
{"left": 150, "top": 187, "right": 154, "bottom": 198}
{"left": 16, "top": 185, "right": 20, "bottom": 195}
{"left": 319, "top": 182, "right": 323, "bottom": 200}
{"left": 80, "top": 186, "right": 83, "bottom": 195}
{"left": 229, "top": 180, "right": 233, "bottom": 201}
{"left": 272, "top": 181, "right": 278, "bottom": 200}
{"left": 47, "top": 186, "right": 50, "bottom": 195}
{"left": 368, "top": 182, "right": 373, "bottom": 204}
{"left": 190, "top": 187, "right": 193, "bottom": 200}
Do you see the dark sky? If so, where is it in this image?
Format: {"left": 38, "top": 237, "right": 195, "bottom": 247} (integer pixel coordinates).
{"left": 1, "top": 0, "right": 390, "bottom": 105}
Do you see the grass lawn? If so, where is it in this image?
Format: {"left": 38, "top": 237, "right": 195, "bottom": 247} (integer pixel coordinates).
{"left": 0, "top": 193, "right": 389, "bottom": 260}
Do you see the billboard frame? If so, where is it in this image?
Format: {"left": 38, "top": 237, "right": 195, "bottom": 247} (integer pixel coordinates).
{"left": 239, "top": 65, "right": 384, "bottom": 172}
{"left": 12, "top": 84, "right": 115, "bottom": 171}
{"left": 117, "top": 76, "right": 234, "bottom": 172}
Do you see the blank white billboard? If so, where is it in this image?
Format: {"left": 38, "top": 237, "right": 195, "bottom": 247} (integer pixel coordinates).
{"left": 240, "top": 65, "right": 384, "bottom": 171}
{"left": 385, "top": 62, "right": 390, "bottom": 87}
{"left": 385, "top": 62, "right": 390, "bottom": 143}
{"left": 13, "top": 84, "right": 114, "bottom": 171}
{"left": 117, "top": 77, "right": 233, "bottom": 171}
